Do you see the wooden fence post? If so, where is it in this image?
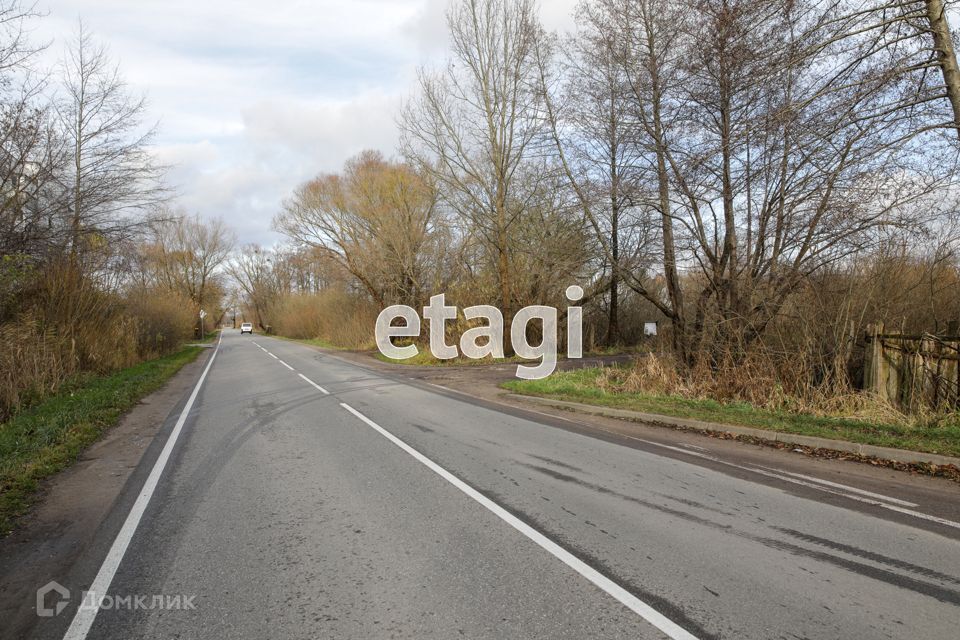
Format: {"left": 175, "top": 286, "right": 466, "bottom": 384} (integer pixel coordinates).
{"left": 863, "top": 323, "right": 886, "bottom": 401}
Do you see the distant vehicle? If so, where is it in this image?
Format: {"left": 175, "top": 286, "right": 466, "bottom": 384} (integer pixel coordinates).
{"left": 240, "top": 323, "right": 253, "bottom": 335}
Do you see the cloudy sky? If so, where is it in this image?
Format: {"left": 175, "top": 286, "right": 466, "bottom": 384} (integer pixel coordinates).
{"left": 33, "top": 0, "right": 578, "bottom": 246}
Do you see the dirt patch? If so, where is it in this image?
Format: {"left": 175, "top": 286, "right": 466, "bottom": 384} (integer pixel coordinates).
{"left": 325, "top": 348, "right": 630, "bottom": 403}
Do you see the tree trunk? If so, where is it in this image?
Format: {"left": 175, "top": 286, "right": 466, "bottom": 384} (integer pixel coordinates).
{"left": 607, "top": 208, "right": 620, "bottom": 345}
{"left": 926, "top": 0, "right": 960, "bottom": 140}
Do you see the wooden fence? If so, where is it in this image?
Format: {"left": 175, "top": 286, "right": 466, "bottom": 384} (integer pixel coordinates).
{"left": 863, "top": 323, "right": 960, "bottom": 412}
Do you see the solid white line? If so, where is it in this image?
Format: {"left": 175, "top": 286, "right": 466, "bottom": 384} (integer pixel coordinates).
{"left": 298, "top": 373, "right": 330, "bottom": 395}
{"left": 279, "top": 360, "right": 295, "bottom": 371}
{"left": 63, "top": 332, "right": 223, "bottom": 640}
{"left": 569, "top": 430, "right": 960, "bottom": 530}
{"left": 881, "top": 503, "right": 960, "bottom": 529}
{"left": 756, "top": 467, "right": 918, "bottom": 507}
{"left": 338, "top": 402, "right": 699, "bottom": 640}
{"left": 731, "top": 468, "right": 960, "bottom": 530}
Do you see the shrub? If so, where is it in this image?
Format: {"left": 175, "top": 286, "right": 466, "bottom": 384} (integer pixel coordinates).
{"left": 0, "top": 316, "right": 76, "bottom": 421}
{"left": 0, "top": 266, "right": 197, "bottom": 420}
{"left": 272, "top": 291, "right": 378, "bottom": 349}
{"left": 126, "top": 288, "right": 196, "bottom": 357}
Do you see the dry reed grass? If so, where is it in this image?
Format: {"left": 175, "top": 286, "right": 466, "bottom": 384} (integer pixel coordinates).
{"left": 599, "top": 350, "right": 933, "bottom": 428}
{"left": 0, "top": 265, "right": 197, "bottom": 421}
{"left": 272, "top": 291, "right": 378, "bottom": 349}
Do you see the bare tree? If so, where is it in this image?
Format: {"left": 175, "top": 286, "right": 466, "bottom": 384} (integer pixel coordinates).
{"left": 536, "top": 0, "right": 658, "bottom": 344}
{"left": 539, "top": 0, "right": 692, "bottom": 354}
{"left": 823, "top": 0, "right": 960, "bottom": 140}
{"left": 225, "top": 245, "right": 289, "bottom": 331}
{"left": 401, "top": 0, "right": 547, "bottom": 323}
{"left": 541, "top": 0, "right": 957, "bottom": 366}
{"left": 56, "top": 22, "right": 166, "bottom": 266}
{"left": 924, "top": 0, "right": 960, "bottom": 136}
{"left": 275, "top": 150, "right": 443, "bottom": 308}
{"left": 145, "top": 212, "right": 235, "bottom": 315}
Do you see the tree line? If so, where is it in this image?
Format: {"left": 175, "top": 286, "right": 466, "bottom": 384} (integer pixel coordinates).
{"left": 0, "top": 4, "right": 234, "bottom": 419}
{"left": 251, "top": 0, "right": 960, "bottom": 406}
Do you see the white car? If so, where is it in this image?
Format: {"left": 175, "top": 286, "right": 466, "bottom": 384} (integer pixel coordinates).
{"left": 240, "top": 322, "right": 253, "bottom": 335}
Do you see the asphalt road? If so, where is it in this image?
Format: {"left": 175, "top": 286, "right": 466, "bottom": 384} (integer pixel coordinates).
{"left": 31, "top": 330, "right": 960, "bottom": 639}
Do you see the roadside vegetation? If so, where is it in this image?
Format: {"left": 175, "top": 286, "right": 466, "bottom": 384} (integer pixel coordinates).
{"left": 0, "top": 8, "right": 235, "bottom": 422}
{"left": 0, "top": 346, "right": 204, "bottom": 534}
{"left": 504, "top": 363, "right": 960, "bottom": 458}
{"left": 0, "top": 3, "right": 234, "bottom": 529}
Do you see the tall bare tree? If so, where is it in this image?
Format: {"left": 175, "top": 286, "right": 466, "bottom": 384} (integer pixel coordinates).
{"left": 536, "top": 0, "right": 658, "bottom": 344}
{"left": 56, "top": 22, "right": 166, "bottom": 266}
{"left": 401, "top": 0, "right": 546, "bottom": 323}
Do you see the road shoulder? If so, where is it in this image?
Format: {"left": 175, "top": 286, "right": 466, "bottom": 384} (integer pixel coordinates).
{"left": 0, "top": 347, "right": 213, "bottom": 640}
{"left": 298, "top": 343, "right": 960, "bottom": 478}
{"left": 279, "top": 340, "right": 960, "bottom": 526}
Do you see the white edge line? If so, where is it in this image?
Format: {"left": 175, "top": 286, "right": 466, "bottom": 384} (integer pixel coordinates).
{"left": 619, "top": 433, "right": 960, "bottom": 529}
{"left": 338, "top": 401, "right": 699, "bottom": 640}
{"left": 880, "top": 503, "right": 960, "bottom": 529}
{"left": 483, "top": 398, "right": 957, "bottom": 530}
{"left": 731, "top": 468, "right": 960, "bottom": 530}
{"left": 298, "top": 373, "right": 330, "bottom": 395}
{"left": 63, "top": 332, "right": 223, "bottom": 640}
{"left": 755, "top": 467, "right": 918, "bottom": 508}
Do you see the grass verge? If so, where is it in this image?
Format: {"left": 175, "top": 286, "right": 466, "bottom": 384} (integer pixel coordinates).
{"left": 503, "top": 368, "right": 960, "bottom": 458}
{"left": 0, "top": 345, "right": 205, "bottom": 534}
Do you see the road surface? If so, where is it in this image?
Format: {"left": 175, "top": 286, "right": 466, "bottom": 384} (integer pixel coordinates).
{"left": 30, "top": 330, "right": 960, "bottom": 639}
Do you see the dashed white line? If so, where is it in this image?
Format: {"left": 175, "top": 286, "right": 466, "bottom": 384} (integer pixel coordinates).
{"left": 339, "top": 402, "right": 699, "bottom": 640}
{"left": 63, "top": 332, "right": 223, "bottom": 640}
{"left": 279, "top": 360, "right": 295, "bottom": 371}
{"left": 299, "top": 373, "right": 330, "bottom": 395}
{"left": 267, "top": 352, "right": 278, "bottom": 359}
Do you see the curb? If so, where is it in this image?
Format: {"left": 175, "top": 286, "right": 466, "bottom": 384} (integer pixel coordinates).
{"left": 505, "top": 394, "right": 960, "bottom": 468}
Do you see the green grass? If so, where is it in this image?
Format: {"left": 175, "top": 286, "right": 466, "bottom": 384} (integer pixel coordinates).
{"left": 503, "top": 368, "right": 960, "bottom": 458}
{"left": 0, "top": 346, "right": 205, "bottom": 534}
